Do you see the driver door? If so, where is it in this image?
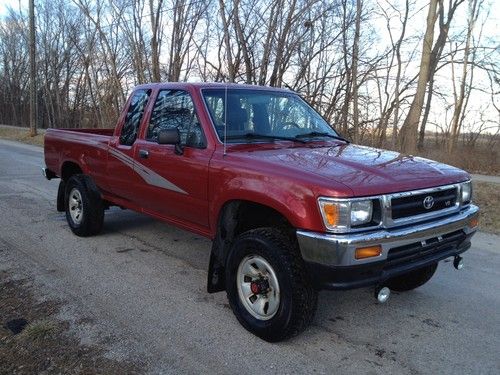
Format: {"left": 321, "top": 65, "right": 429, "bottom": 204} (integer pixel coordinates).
{"left": 133, "top": 89, "right": 211, "bottom": 230}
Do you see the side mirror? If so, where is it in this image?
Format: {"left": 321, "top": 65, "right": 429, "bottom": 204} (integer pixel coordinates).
{"left": 158, "top": 128, "right": 180, "bottom": 144}
{"left": 158, "top": 128, "right": 183, "bottom": 155}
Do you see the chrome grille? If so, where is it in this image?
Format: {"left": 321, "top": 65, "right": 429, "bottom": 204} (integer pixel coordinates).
{"left": 391, "top": 187, "right": 458, "bottom": 220}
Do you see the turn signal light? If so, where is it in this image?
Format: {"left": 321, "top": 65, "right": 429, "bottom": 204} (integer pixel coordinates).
{"left": 469, "top": 217, "right": 479, "bottom": 228}
{"left": 355, "top": 245, "right": 382, "bottom": 260}
{"left": 323, "top": 203, "right": 339, "bottom": 226}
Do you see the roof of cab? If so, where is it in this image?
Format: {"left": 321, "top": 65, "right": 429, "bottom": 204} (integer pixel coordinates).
{"left": 133, "top": 82, "right": 292, "bottom": 93}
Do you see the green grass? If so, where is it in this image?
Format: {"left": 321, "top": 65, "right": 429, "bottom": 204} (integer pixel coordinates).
{"left": 19, "top": 320, "right": 59, "bottom": 341}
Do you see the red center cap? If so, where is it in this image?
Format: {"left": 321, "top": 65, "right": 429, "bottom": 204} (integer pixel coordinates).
{"left": 250, "top": 282, "right": 260, "bottom": 294}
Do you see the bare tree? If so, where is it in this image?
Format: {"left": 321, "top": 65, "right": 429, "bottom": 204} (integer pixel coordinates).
{"left": 398, "top": 0, "right": 439, "bottom": 154}
{"left": 350, "top": 0, "right": 362, "bottom": 142}
{"left": 149, "top": 0, "right": 164, "bottom": 82}
{"left": 218, "top": 0, "right": 236, "bottom": 81}
{"left": 0, "top": 10, "right": 30, "bottom": 127}
{"left": 418, "top": 0, "right": 465, "bottom": 149}
{"left": 0, "top": 0, "right": 497, "bottom": 162}
{"left": 448, "top": 0, "right": 481, "bottom": 152}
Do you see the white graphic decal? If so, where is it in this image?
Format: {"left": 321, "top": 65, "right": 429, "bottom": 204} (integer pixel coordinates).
{"left": 107, "top": 147, "right": 188, "bottom": 195}
{"left": 60, "top": 131, "right": 188, "bottom": 195}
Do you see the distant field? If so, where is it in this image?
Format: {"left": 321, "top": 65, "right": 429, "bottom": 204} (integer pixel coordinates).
{"left": 418, "top": 145, "right": 499, "bottom": 176}
{"left": 473, "top": 182, "right": 500, "bottom": 235}
{"left": 0, "top": 126, "right": 44, "bottom": 147}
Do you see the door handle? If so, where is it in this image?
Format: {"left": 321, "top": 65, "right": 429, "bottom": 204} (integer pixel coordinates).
{"left": 139, "top": 149, "right": 149, "bottom": 159}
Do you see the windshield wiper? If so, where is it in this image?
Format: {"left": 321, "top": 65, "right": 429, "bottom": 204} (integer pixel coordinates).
{"left": 295, "top": 131, "right": 350, "bottom": 144}
{"left": 226, "top": 133, "right": 307, "bottom": 144}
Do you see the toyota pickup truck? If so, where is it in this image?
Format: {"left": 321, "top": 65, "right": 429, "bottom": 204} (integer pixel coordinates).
{"left": 43, "top": 82, "right": 479, "bottom": 341}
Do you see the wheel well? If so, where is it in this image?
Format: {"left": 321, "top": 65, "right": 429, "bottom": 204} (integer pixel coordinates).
{"left": 61, "top": 162, "right": 82, "bottom": 181}
{"left": 207, "top": 200, "right": 296, "bottom": 293}
{"left": 230, "top": 201, "right": 295, "bottom": 239}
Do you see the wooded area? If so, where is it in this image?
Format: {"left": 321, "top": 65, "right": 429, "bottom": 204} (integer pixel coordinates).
{"left": 0, "top": 0, "right": 498, "bottom": 157}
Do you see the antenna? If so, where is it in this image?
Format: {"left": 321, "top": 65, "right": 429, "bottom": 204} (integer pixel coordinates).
{"left": 223, "top": 84, "right": 228, "bottom": 156}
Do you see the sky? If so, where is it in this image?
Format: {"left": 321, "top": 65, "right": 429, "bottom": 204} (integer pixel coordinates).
{"left": 0, "top": 0, "right": 22, "bottom": 17}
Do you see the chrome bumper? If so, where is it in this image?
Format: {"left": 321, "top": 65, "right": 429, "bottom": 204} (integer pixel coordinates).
{"left": 296, "top": 205, "right": 479, "bottom": 267}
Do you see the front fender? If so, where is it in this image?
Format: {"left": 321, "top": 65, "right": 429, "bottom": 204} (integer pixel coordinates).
{"left": 209, "top": 174, "right": 322, "bottom": 235}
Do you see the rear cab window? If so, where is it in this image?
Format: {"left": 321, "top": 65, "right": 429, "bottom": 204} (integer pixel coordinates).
{"left": 119, "top": 89, "right": 151, "bottom": 146}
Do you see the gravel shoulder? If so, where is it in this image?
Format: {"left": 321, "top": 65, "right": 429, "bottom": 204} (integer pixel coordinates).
{"left": 0, "top": 267, "right": 142, "bottom": 375}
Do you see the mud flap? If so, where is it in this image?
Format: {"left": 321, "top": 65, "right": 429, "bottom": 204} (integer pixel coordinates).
{"left": 207, "top": 202, "right": 241, "bottom": 293}
{"left": 207, "top": 244, "right": 226, "bottom": 293}
{"left": 57, "top": 180, "right": 66, "bottom": 212}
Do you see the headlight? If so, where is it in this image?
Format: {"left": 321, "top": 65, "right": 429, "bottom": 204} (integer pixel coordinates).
{"left": 318, "top": 198, "right": 373, "bottom": 231}
{"left": 461, "top": 181, "right": 472, "bottom": 204}
{"left": 351, "top": 200, "right": 373, "bottom": 225}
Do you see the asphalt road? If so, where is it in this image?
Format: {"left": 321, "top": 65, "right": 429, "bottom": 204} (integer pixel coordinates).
{"left": 1, "top": 139, "right": 499, "bottom": 374}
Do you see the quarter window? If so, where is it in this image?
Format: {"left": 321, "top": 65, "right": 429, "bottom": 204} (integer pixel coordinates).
{"left": 120, "top": 90, "right": 151, "bottom": 146}
{"left": 147, "top": 90, "right": 205, "bottom": 148}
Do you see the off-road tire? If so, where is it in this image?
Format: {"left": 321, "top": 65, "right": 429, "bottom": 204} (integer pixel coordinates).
{"left": 65, "top": 174, "right": 104, "bottom": 237}
{"left": 225, "top": 227, "right": 318, "bottom": 342}
{"left": 386, "top": 263, "right": 438, "bottom": 292}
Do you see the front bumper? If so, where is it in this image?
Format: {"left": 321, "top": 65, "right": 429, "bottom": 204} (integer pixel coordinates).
{"left": 296, "top": 204, "right": 479, "bottom": 290}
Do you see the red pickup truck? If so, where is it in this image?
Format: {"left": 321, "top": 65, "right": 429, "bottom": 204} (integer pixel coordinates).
{"left": 43, "top": 82, "right": 479, "bottom": 341}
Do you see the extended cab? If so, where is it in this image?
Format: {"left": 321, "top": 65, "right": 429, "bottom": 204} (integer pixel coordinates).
{"left": 43, "top": 83, "right": 479, "bottom": 341}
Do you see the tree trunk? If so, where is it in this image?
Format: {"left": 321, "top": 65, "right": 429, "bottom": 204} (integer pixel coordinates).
{"left": 149, "top": 0, "right": 163, "bottom": 82}
{"left": 218, "top": 0, "right": 236, "bottom": 82}
{"left": 417, "top": 0, "right": 465, "bottom": 148}
{"left": 418, "top": 75, "right": 435, "bottom": 149}
{"left": 398, "top": 0, "right": 438, "bottom": 154}
{"left": 448, "top": 0, "right": 479, "bottom": 153}
{"left": 391, "top": 0, "right": 409, "bottom": 148}
{"left": 339, "top": 0, "right": 352, "bottom": 135}
{"left": 233, "top": 0, "right": 252, "bottom": 84}
{"left": 351, "top": 0, "right": 361, "bottom": 143}
{"left": 29, "top": 0, "right": 37, "bottom": 136}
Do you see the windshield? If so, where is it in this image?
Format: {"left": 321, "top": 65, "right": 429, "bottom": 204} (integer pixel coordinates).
{"left": 201, "top": 89, "right": 341, "bottom": 143}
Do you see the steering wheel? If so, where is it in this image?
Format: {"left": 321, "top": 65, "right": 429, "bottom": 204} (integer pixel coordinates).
{"left": 275, "top": 121, "right": 301, "bottom": 132}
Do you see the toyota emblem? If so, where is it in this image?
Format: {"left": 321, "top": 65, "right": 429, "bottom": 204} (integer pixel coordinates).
{"left": 423, "top": 196, "right": 435, "bottom": 210}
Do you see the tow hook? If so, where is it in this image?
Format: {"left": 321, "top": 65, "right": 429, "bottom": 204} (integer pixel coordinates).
{"left": 453, "top": 256, "right": 464, "bottom": 270}
{"left": 375, "top": 286, "right": 391, "bottom": 303}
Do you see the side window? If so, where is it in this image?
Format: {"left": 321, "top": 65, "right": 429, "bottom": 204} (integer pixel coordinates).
{"left": 147, "top": 90, "right": 205, "bottom": 148}
{"left": 119, "top": 90, "right": 151, "bottom": 146}
{"left": 204, "top": 95, "right": 225, "bottom": 127}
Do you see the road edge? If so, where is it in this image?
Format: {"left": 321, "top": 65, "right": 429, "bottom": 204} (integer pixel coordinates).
{"left": 0, "top": 138, "right": 43, "bottom": 153}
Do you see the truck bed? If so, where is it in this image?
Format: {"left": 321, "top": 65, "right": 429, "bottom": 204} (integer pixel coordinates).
{"left": 44, "top": 128, "right": 115, "bottom": 187}
{"left": 51, "top": 128, "right": 115, "bottom": 136}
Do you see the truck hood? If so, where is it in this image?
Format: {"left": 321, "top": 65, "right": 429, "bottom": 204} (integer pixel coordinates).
{"left": 235, "top": 143, "right": 469, "bottom": 196}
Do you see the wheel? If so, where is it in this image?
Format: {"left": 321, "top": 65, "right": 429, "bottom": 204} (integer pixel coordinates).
{"left": 225, "top": 228, "right": 318, "bottom": 342}
{"left": 65, "top": 174, "right": 104, "bottom": 237}
{"left": 386, "top": 263, "right": 438, "bottom": 292}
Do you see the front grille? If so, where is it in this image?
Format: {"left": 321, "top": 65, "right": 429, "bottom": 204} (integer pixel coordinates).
{"left": 384, "top": 230, "right": 465, "bottom": 270}
{"left": 391, "top": 187, "right": 457, "bottom": 220}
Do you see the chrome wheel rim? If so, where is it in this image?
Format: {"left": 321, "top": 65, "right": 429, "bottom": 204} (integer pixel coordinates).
{"left": 68, "top": 188, "right": 83, "bottom": 225}
{"left": 237, "top": 255, "right": 280, "bottom": 320}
